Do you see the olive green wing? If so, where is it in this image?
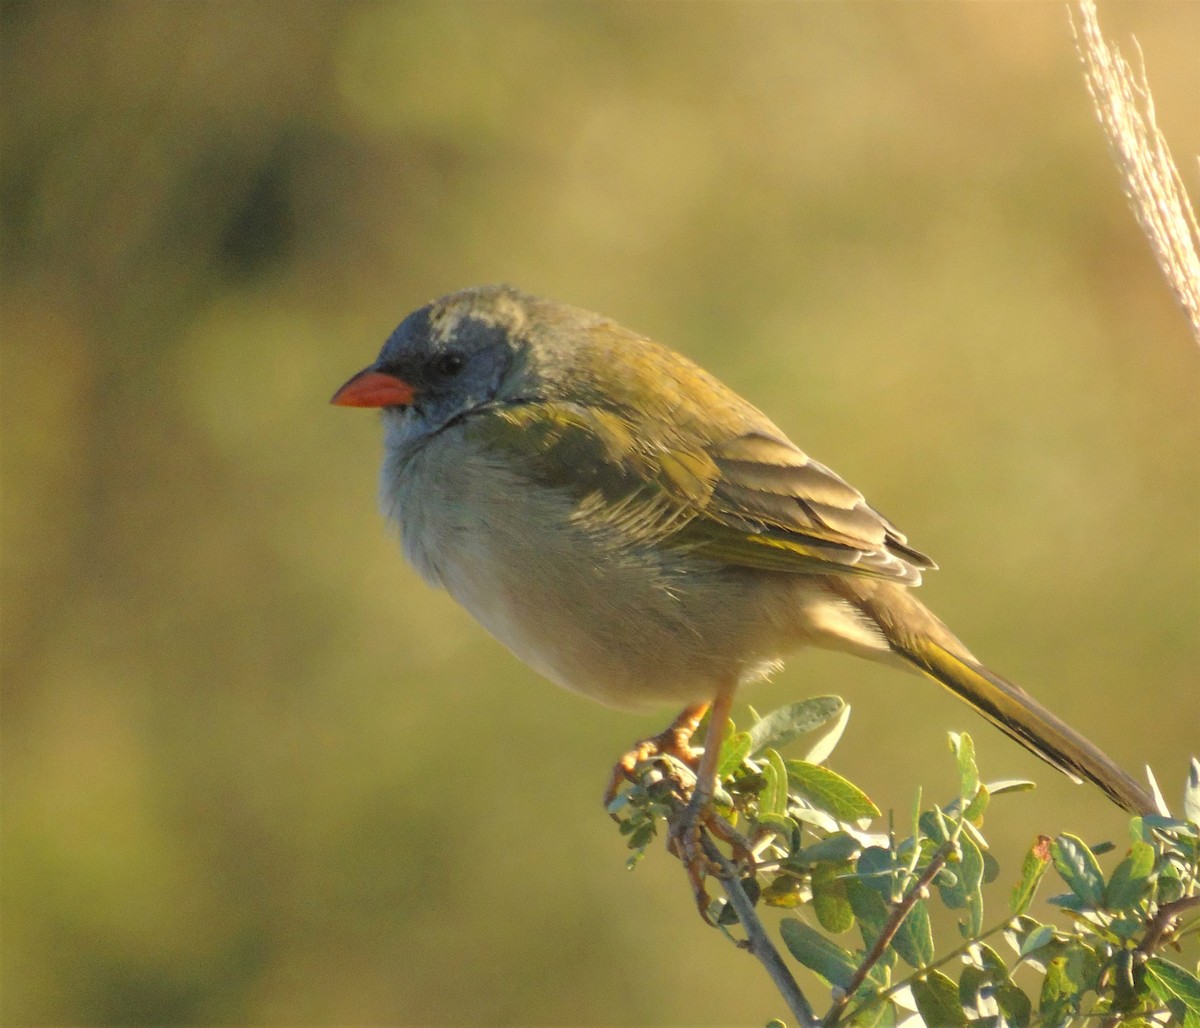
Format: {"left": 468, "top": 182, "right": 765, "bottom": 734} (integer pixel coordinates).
{"left": 700, "top": 431, "right": 935, "bottom": 583}
{"left": 470, "top": 401, "right": 934, "bottom": 584}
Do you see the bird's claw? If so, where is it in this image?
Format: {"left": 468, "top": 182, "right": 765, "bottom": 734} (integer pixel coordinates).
{"left": 604, "top": 696, "right": 755, "bottom": 924}
{"left": 667, "top": 797, "right": 757, "bottom": 924}
{"left": 603, "top": 713, "right": 704, "bottom": 812}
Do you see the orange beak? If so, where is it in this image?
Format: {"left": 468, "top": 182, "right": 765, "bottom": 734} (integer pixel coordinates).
{"left": 330, "top": 368, "right": 416, "bottom": 408}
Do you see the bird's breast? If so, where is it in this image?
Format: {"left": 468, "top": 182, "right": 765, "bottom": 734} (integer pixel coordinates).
{"left": 379, "top": 427, "right": 804, "bottom": 708}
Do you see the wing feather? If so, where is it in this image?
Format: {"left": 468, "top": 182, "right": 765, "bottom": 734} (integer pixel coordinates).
{"left": 471, "top": 403, "right": 934, "bottom": 583}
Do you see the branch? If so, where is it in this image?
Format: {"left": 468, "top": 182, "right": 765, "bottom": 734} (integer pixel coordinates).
{"left": 822, "top": 842, "right": 954, "bottom": 1027}
{"left": 841, "top": 919, "right": 1013, "bottom": 1027}
{"left": 699, "top": 833, "right": 820, "bottom": 1028}
{"left": 1137, "top": 893, "right": 1200, "bottom": 958}
{"left": 1070, "top": 0, "right": 1200, "bottom": 345}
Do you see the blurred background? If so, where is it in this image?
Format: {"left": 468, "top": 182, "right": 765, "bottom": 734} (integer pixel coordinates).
{"left": 2, "top": 2, "right": 1197, "bottom": 1024}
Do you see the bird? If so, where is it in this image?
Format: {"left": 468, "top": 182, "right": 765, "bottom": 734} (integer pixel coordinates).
{"left": 331, "top": 283, "right": 1155, "bottom": 852}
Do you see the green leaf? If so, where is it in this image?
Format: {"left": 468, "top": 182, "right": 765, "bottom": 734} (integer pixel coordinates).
{"left": 1051, "top": 833, "right": 1106, "bottom": 909}
{"left": 1002, "top": 917, "right": 1030, "bottom": 953}
{"left": 962, "top": 783, "right": 990, "bottom": 824}
{"left": 1018, "top": 923, "right": 1057, "bottom": 960}
{"left": 626, "top": 823, "right": 656, "bottom": 850}
{"left": 1129, "top": 815, "right": 1151, "bottom": 845}
{"left": 958, "top": 964, "right": 1022, "bottom": 1022}
{"left": 919, "top": 806, "right": 951, "bottom": 846}
{"left": 1010, "top": 837, "right": 1052, "bottom": 915}
{"left": 800, "top": 832, "right": 860, "bottom": 864}
{"left": 763, "top": 748, "right": 789, "bottom": 817}
{"left": 799, "top": 697, "right": 852, "bottom": 765}
{"left": 845, "top": 876, "right": 889, "bottom": 943}
{"left": 995, "top": 984, "right": 1032, "bottom": 1027}
{"left": 950, "top": 732, "right": 980, "bottom": 803}
{"left": 936, "top": 834, "right": 985, "bottom": 937}
{"left": 1104, "top": 840, "right": 1156, "bottom": 910}
{"left": 891, "top": 897, "right": 933, "bottom": 969}
{"left": 958, "top": 966, "right": 989, "bottom": 1017}
{"left": 1039, "top": 943, "right": 1101, "bottom": 1023}
{"left": 850, "top": 998, "right": 897, "bottom": 1028}
{"left": 786, "top": 760, "right": 880, "bottom": 822}
{"left": 778, "top": 918, "right": 862, "bottom": 990}
{"left": 760, "top": 874, "right": 805, "bottom": 909}
{"left": 959, "top": 816, "right": 988, "bottom": 852}
{"left": 1145, "top": 957, "right": 1200, "bottom": 1016}
{"left": 1038, "top": 958, "right": 1073, "bottom": 1024}
{"left": 843, "top": 878, "right": 898, "bottom": 974}
{"left": 812, "top": 860, "right": 855, "bottom": 933}
{"left": 1185, "top": 757, "right": 1200, "bottom": 827}
{"left": 981, "top": 849, "right": 1000, "bottom": 885}
{"left": 984, "top": 943, "right": 1014, "bottom": 977}
{"left": 716, "top": 897, "right": 741, "bottom": 927}
{"left": 912, "top": 970, "right": 968, "bottom": 1027}
{"left": 747, "top": 697, "right": 846, "bottom": 757}
{"left": 855, "top": 846, "right": 896, "bottom": 896}
{"left": 756, "top": 812, "right": 799, "bottom": 847}
{"left": 959, "top": 948, "right": 1031, "bottom": 1026}
{"left": 1158, "top": 859, "right": 1187, "bottom": 905}
{"left": 983, "top": 778, "right": 1037, "bottom": 797}
{"left": 1047, "top": 892, "right": 1087, "bottom": 912}
{"left": 1109, "top": 948, "right": 1140, "bottom": 1015}
{"left": 717, "top": 730, "right": 753, "bottom": 778}
{"left": 908, "top": 788, "right": 923, "bottom": 859}
{"left": 1108, "top": 915, "right": 1144, "bottom": 940}
{"left": 961, "top": 845, "right": 985, "bottom": 937}
{"left": 1142, "top": 813, "right": 1200, "bottom": 836}
{"left": 789, "top": 805, "right": 840, "bottom": 833}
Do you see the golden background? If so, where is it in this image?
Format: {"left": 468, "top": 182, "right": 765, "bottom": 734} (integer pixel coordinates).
{"left": 3, "top": 2, "right": 1197, "bottom": 1023}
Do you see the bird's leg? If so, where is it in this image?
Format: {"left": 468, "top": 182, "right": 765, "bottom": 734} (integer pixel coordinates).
{"left": 603, "top": 701, "right": 709, "bottom": 809}
{"left": 665, "top": 682, "right": 754, "bottom": 922}
{"left": 687, "top": 684, "right": 735, "bottom": 815}
{"left": 605, "top": 688, "right": 753, "bottom": 923}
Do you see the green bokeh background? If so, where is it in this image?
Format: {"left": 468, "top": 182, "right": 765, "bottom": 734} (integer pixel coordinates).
{"left": 3, "top": 2, "right": 1197, "bottom": 1024}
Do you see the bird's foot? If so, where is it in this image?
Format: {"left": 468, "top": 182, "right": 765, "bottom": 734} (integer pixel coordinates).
{"left": 605, "top": 690, "right": 753, "bottom": 923}
{"left": 666, "top": 795, "right": 757, "bottom": 924}
{"left": 602, "top": 702, "right": 708, "bottom": 811}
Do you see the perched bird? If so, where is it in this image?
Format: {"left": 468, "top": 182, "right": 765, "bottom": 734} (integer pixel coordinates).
{"left": 332, "top": 284, "right": 1155, "bottom": 840}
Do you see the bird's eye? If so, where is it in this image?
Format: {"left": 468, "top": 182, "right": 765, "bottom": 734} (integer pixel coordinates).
{"left": 434, "top": 352, "right": 465, "bottom": 377}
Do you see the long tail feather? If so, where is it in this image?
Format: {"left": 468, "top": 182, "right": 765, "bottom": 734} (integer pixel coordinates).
{"left": 898, "top": 637, "right": 1155, "bottom": 816}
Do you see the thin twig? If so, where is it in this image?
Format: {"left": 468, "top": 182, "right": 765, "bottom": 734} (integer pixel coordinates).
{"left": 699, "top": 833, "right": 820, "bottom": 1028}
{"left": 839, "top": 919, "right": 1011, "bottom": 1027}
{"left": 822, "top": 842, "right": 955, "bottom": 1027}
{"left": 1097, "top": 895, "right": 1200, "bottom": 1028}
{"left": 1137, "top": 894, "right": 1200, "bottom": 958}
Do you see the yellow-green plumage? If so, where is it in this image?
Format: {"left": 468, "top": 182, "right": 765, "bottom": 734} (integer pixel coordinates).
{"left": 341, "top": 284, "right": 1155, "bottom": 817}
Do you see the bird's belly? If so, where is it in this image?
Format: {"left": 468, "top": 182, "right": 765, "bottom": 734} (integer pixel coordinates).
{"left": 385, "top": 436, "right": 801, "bottom": 709}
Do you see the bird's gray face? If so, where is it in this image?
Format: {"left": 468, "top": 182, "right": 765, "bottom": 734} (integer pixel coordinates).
{"left": 332, "top": 288, "right": 531, "bottom": 453}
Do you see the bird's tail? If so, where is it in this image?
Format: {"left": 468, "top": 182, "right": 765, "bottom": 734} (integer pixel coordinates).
{"left": 895, "top": 634, "right": 1156, "bottom": 816}
{"left": 832, "top": 578, "right": 1156, "bottom": 816}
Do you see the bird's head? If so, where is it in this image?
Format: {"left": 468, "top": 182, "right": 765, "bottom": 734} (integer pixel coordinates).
{"left": 331, "top": 284, "right": 546, "bottom": 450}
